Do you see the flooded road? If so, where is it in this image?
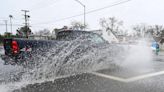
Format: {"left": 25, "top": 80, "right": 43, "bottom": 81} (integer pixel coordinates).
{"left": 13, "top": 52, "right": 164, "bottom": 92}
{"left": 0, "top": 41, "right": 164, "bottom": 92}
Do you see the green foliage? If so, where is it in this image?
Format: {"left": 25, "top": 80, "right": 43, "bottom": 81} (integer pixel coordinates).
{"left": 0, "top": 34, "right": 4, "bottom": 45}
{"left": 0, "top": 32, "right": 21, "bottom": 45}
{"left": 4, "top": 32, "right": 12, "bottom": 37}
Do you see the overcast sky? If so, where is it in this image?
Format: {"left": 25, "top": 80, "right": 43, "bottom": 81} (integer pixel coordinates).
{"left": 0, "top": 0, "right": 164, "bottom": 34}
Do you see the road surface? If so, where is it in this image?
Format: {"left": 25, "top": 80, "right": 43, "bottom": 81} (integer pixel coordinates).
{"left": 12, "top": 52, "right": 164, "bottom": 92}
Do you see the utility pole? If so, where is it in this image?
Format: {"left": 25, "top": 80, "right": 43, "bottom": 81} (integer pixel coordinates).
{"left": 21, "top": 10, "right": 30, "bottom": 27}
{"left": 74, "top": 0, "right": 86, "bottom": 31}
{"left": 4, "top": 20, "right": 8, "bottom": 33}
{"left": 9, "top": 15, "right": 13, "bottom": 34}
{"left": 21, "top": 10, "right": 30, "bottom": 38}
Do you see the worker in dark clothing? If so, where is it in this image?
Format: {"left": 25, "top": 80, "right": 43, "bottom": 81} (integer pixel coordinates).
{"left": 156, "top": 43, "right": 160, "bottom": 55}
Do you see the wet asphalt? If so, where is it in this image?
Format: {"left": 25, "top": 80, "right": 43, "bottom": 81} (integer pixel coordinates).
{"left": 13, "top": 52, "right": 164, "bottom": 92}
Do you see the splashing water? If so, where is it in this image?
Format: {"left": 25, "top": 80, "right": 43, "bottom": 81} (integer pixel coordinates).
{"left": 23, "top": 38, "right": 124, "bottom": 81}
{"left": 120, "top": 39, "right": 154, "bottom": 73}
{"left": 0, "top": 37, "right": 154, "bottom": 92}
{"left": 0, "top": 37, "right": 125, "bottom": 92}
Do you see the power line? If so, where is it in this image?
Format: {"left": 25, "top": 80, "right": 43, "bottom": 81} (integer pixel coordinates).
{"left": 33, "top": 0, "right": 132, "bottom": 25}
{"left": 87, "top": 0, "right": 131, "bottom": 14}
{"left": 30, "top": 0, "right": 61, "bottom": 12}
{"left": 0, "top": 23, "right": 23, "bottom": 27}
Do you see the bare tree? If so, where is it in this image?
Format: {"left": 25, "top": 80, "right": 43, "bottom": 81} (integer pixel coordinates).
{"left": 70, "top": 21, "right": 88, "bottom": 30}
{"left": 99, "top": 17, "right": 123, "bottom": 35}
{"left": 154, "top": 25, "right": 163, "bottom": 36}
{"left": 132, "top": 24, "right": 164, "bottom": 38}
{"left": 132, "top": 24, "right": 147, "bottom": 37}
{"left": 145, "top": 25, "right": 164, "bottom": 37}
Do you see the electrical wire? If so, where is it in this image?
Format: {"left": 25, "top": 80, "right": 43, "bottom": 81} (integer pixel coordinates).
{"left": 0, "top": 24, "right": 23, "bottom": 27}
{"left": 30, "top": 0, "right": 61, "bottom": 12}
{"left": 0, "top": 0, "right": 132, "bottom": 29}
{"left": 32, "top": 0, "right": 132, "bottom": 25}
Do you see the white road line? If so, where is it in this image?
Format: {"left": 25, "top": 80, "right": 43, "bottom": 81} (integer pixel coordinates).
{"left": 126, "top": 71, "right": 164, "bottom": 82}
{"left": 90, "top": 72, "right": 127, "bottom": 82}
{"left": 91, "top": 70, "right": 164, "bottom": 83}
